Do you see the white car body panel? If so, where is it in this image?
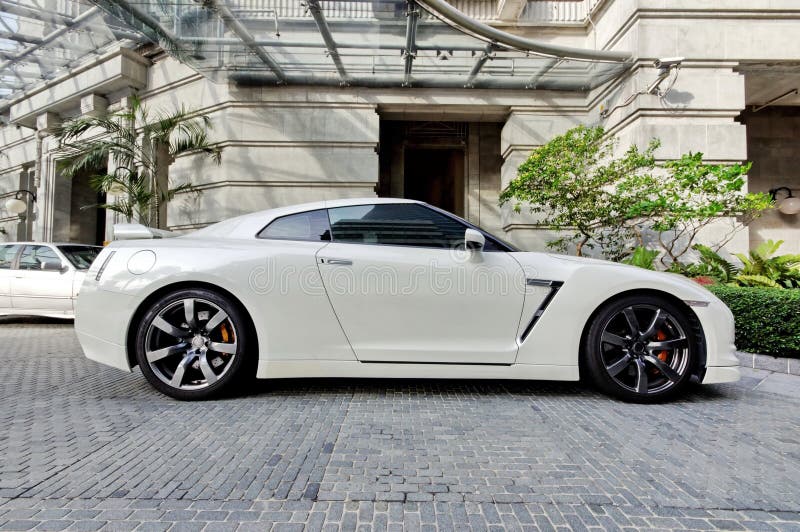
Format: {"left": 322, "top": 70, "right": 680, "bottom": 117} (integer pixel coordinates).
{"left": 0, "top": 243, "right": 95, "bottom": 319}
{"left": 74, "top": 198, "right": 739, "bottom": 386}
{"left": 317, "top": 242, "right": 526, "bottom": 364}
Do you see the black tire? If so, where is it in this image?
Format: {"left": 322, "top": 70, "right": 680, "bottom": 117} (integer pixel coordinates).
{"left": 135, "top": 288, "right": 253, "bottom": 400}
{"left": 583, "top": 294, "right": 697, "bottom": 403}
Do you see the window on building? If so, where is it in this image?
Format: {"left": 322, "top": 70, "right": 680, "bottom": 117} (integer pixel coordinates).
{"left": 18, "top": 245, "right": 62, "bottom": 271}
{"left": 0, "top": 245, "right": 21, "bottom": 269}
{"left": 257, "top": 209, "right": 331, "bottom": 242}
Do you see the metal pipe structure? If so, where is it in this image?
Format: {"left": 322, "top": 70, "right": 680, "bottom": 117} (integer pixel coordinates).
{"left": 305, "top": 0, "right": 349, "bottom": 85}
{"left": 416, "top": 0, "right": 630, "bottom": 63}
{"left": 182, "top": 36, "right": 488, "bottom": 53}
{"left": 204, "top": 0, "right": 287, "bottom": 83}
{"left": 230, "top": 71, "right": 596, "bottom": 90}
{"left": 402, "top": 0, "right": 419, "bottom": 86}
{"left": 525, "top": 58, "right": 560, "bottom": 89}
{"left": 464, "top": 42, "right": 494, "bottom": 88}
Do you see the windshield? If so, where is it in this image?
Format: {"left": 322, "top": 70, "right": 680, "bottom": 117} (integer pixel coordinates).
{"left": 58, "top": 245, "right": 102, "bottom": 270}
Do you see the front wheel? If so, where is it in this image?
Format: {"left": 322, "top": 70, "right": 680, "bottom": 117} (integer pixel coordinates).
{"left": 135, "top": 288, "right": 251, "bottom": 400}
{"left": 583, "top": 295, "right": 697, "bottom": 403}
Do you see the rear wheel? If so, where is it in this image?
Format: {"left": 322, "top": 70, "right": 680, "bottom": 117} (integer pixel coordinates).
{"left": 135, "top": 288, "right": 251, "bottom": 400}
{"left": 584, "top": 295, "right": 696, "bottom": 403}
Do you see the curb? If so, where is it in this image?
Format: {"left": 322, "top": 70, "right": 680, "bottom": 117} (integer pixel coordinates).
{"left": 736, "top": 351, "right": 800, "bottom": 376}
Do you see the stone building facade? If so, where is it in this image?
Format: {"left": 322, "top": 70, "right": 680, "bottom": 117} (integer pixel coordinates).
{"left": 2, "top": 0, "right": 800, "bottom": 255}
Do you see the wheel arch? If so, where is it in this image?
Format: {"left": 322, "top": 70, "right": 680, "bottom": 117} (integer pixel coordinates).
{"left": 125, "top": 281, "right": 260, "bottom": 370}
{"left": 578, "top": 288, "right": 707, "bottom": 380}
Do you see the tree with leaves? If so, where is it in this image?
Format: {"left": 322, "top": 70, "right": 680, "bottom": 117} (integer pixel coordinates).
{"left": 499, "top": 125, "right": 660, "bottom": 259}
{"left": 500, "top": 125, "right": 771, "bottom": 262}
{"left": 55, "top": 95, "right": 221, "bottom": 228}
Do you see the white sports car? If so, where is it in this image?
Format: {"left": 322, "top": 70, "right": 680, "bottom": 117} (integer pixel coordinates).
{"left": 75, "top": 198, "right": 740, "bottom": 402}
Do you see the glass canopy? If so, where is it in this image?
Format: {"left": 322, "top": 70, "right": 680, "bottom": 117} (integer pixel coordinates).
{"left": 0, "top": 0, "right": 145, "bottom": 108}
{"left": 1, "top": 0, "right": 632, "bottom": 108}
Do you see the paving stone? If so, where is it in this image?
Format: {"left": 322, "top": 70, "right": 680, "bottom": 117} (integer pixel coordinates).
{"left": 0, "top": 323, "right": 799, "bottom": 531}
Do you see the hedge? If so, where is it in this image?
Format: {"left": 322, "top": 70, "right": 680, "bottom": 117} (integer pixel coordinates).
{"left": 707, "top": 285, "right": 800, "bottom": 359}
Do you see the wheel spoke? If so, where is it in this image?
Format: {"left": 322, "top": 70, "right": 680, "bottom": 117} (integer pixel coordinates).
{"left": 204, "top": 310, "right": 229, "bottom": 333}
{"left": 184, "top": 299, "right": 197, "bottom": 329}
{"left": 648, "top": 338, "right": 687, "bottom": 351}
{"left": 170, "top": 354, "right": 193, "bottom": 387}
{"left": 146, "top": 342, "right": 187, "bottom": 363}
{"left": 643, "top": 354, "right": 681, "bottom": 382}
{"left": 208, "top": 341, "right": 237, "bottom": 354}
{"left": 152, "top": 316, "right": 187, "bottom": 339}
{"left": 602, "top": 331, "right": 627, "bottom": 347}
{"left": 641, "top": 309, "right": 667, "bottom": 340}
{"left": 198, "top": 354, "right": 218, "bottom": 384}
{"left": 634, "top": 358, "right": 648, "bottom": 393}
{"left": 606, "top": 354, "right": 632, "bottom": 377}
{"left": 622, "top": 308, "right": 640, "bottom": 336}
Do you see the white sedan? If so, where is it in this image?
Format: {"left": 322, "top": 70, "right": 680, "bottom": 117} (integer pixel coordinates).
{"left": 0, "top": 242, "right": 101, "bottom": 318}
{"left": 75, "top": 198, "right": 740, "bottom": 402}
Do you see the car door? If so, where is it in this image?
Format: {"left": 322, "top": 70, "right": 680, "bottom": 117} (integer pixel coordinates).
{"left": 0, "top": 244, "right": 22, "bottom": 311}
{"left": 11, "top": 244, "right": 75, "bottom": 314}
{"left": 317, "top": 203, "right": 525, "bottom": 364}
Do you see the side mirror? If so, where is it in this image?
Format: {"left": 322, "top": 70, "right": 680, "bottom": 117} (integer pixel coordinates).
{"left": 41, "top": 260, "right": 66, "bottom": 272}
{"left": 465, "top": 228, "right": 485, "bottom": 252}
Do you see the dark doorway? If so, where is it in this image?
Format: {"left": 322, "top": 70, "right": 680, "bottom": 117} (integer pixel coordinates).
{"left": 69, "top": 169, "right": 107, "bottom": 245}
{"left": 403, "top": 148, "right": 464, "bottom": 216}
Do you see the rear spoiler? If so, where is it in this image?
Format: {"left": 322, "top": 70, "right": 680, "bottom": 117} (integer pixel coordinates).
{"left": 113, "top": 223, "right": 178, "bottom": 240}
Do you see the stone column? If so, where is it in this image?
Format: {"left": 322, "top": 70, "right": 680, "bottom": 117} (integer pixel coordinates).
{"left": 499, "top": 109, "right": 581, "bottom": 250}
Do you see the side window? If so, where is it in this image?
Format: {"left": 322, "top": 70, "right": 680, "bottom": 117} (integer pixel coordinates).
{"left": 0, "top": 245, "right": 21, "bottom": 269}
{"left": 328, "top": 203, "right": 471, "bottom": 249}
{"left": 18, "top": 245, "right": 61, "bottom": 271}
{"left": 257, "top": 209, "right": 331, "bottom": 242}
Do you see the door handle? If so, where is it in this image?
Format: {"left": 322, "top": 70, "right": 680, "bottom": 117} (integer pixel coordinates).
{"left": 318, "top": 258, "right": 352, "bottom": 266}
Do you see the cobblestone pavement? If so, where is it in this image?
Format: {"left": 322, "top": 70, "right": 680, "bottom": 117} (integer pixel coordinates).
{"left": 1, "top": 320, "right": 799, "bottom": 532}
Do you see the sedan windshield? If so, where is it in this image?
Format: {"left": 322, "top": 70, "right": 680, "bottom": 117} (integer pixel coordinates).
{"left": 58, "top": 245, "right": 102, "bottom": 270}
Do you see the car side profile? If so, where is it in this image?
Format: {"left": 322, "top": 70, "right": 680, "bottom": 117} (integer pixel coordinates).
{"left": 0, "top": 242, "right": 101, "bottom": 318}
{"left": 75, "top": 198, "right": 740, "bottom": 402}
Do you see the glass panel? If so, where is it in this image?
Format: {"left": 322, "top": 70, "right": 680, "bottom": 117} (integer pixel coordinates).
{"left": 1, "top": 0, "right": 630, "bottom": 105}
{"left": 58, "top": 245, "right": 101, "bottom": 269}
{"left": 0, "top": 0, "right": 148, "bottom": 107}
{"left": 86, "top": 0, "right": 629, "bottom": 91}
{"left": 328, "top": 203, "right": 467, "bottom": 248}
{"left": 257, "top": 209, "right": 331, "bottom": 241}
{"left": 18, "top": 244, "right": 61, "bottom": 271}
{"left": 0, "top": 244, "right": 22, "bottom": 269}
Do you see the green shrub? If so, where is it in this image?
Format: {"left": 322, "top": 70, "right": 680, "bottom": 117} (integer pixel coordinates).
{"left": 707, "top": 285, "right": 800, "bottom": 358}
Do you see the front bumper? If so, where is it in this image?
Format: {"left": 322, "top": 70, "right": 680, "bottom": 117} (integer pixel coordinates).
{"left": 702, "top": 365, "right": 741, "bottom": 384}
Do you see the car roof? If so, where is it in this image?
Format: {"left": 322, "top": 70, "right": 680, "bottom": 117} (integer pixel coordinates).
{"left": 188, "top": 197, "right": 423, "bottom": 240}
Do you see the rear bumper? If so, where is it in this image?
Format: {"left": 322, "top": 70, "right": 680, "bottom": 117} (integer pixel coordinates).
{"left": 76, "top": 329, "right": 131, "bottom": 372}
{"left": 702, "top": 365, "right": 740, "bottom": 384}
{"left": 75, "top": 281, "right": 136, "bottom": 372}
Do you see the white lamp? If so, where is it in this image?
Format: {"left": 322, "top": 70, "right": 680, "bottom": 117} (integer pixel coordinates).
{"left": 2, "top": 190, "right": 36, "bottom": 217}
{"left": 770, "top": 187, "right": 800, "bottom": 215}
{"left": 5, "top": 197, "right": 27, "bottom": 215}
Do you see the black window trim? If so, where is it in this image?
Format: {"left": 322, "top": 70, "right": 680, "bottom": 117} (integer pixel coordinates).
{"left": 255, "top": 202, "right": 518, "bottom": 252}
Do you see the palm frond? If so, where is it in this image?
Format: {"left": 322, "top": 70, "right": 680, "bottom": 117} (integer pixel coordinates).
{"left": 735, "top": 274, "right": 782, "bottom": 289}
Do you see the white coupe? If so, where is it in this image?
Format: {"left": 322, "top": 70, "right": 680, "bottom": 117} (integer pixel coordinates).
{"left": 75, "top": 198, "right": 739, "bottom": 402}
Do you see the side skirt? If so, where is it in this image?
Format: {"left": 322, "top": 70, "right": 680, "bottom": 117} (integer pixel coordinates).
{"left": 256, "top": 359, "right": 580, "bottom": 381}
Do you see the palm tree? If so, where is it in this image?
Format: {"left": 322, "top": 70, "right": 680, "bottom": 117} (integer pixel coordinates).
{"left": 55, "top": 95, "right": 221, "bottom": 228}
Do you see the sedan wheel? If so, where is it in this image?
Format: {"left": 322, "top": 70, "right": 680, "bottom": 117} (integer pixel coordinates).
{"left": 584, "top": 295, "right": 696, "bottom": 402}
{"left": 135, "top": 288, "right": 251, "bottom": 400}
